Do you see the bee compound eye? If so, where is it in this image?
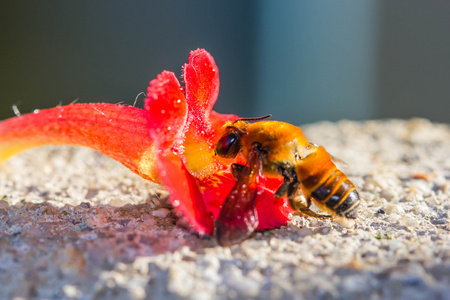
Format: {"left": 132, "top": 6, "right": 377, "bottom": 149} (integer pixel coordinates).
{"left": 215, "top": 132, "right": 241, "bottom": 158}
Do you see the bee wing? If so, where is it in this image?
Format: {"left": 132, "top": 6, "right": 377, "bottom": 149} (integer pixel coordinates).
{"left": 310, "top": 142, "right": 349, "bottom": 168}
{"left": 216, "top": 145, "right": 265, "bottom": 247}
{"left": 329, "top": 153, "right": 349, "bottom": 168}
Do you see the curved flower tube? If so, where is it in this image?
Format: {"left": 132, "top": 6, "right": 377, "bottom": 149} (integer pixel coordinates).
{"left": 0, "top": 49, "right": 293, "bottom": 235}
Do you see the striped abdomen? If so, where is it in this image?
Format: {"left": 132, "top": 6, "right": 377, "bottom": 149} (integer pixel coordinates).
{"left": 310, "top": 170, "right": 360, "bottom": 218}
{"left": 297, "top": 146, "right": 360, "bottom": 219}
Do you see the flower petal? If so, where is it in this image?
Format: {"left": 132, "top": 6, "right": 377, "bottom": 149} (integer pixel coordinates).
{"left": 198, "top": 171, "right": 292, "bottom": 230}
{"left": 254, "top": 194, "right": 293, "bottom": 230}
{"left": 209, "top": 110, "right": 238, "bottom": 138}
{"left": 156, "top": 151, "right": 214, "bottom": 235}
{"left": 180, "top": 50, "right": 238, "bottom": 179}
{"left": 184, "top": 49, "right": 219, "bottom": 121}
{"left": 254, "top": 177, "right": 293, "bottom": 229}
{"left": 145, "top": 71, "right": 187, "bottom": 152}
{"left": 199, "top": 172, "right": 236, "bottom": 219}
{"left": 145, "top": 70, "right": 213, "bottom": 234}
{"left": 0, "top": 103, "right": 160, "bottom": 183}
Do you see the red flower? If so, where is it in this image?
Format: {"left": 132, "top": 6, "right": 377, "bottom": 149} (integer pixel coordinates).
{"left": 0, "top": 49, "right": 293, "bottom": 236}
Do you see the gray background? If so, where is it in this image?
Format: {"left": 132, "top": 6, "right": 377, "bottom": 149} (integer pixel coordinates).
{"left": 1, "top": 1, "right": 449, "bottom": 125}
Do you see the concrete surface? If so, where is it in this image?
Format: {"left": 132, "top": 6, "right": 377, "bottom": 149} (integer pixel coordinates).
{"left": 1, "top": 119, "right": 450, "bottom": 300}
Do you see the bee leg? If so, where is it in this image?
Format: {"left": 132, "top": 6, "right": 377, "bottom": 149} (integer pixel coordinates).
{"left": 287, "top": 172, "right": 331, "bottom": 219}
{"left": 274, "top": 176, "right": 290, "bottom": 198}
{"left": 275, "top": 166, "right": 297, "bottom": 198}
{"left": 291, "top": 197, "right": 331, "bottom": 219}
{"left": 287, "top": 169, "right": 299, "bottom": 200}
{"left": 292, "top": 203, "right": 332, "bottom": 219}
{"left": 231, "top": 163, "right": 247, "bottom": 180}
{"left": 285, "top": 170, "right": 305, "bottom": 210}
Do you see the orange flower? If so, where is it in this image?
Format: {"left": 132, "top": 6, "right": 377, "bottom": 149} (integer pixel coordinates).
{"left": 0, "top": 49, "right": 293, "bottom": 235}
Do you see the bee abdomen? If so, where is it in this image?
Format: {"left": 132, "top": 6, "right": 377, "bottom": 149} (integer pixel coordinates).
{"left": 310, "top": 170, "right": 360, "bottom": 219}
{"left": 336, "top": 189, "right": 360, "bottom": 219}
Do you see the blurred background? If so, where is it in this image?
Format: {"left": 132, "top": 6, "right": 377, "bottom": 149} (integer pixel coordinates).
{"left": 1, "top": 1, "right": 449, "bottom": 125}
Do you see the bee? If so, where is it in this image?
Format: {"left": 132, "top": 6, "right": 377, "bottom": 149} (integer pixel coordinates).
{"left": 214, "top": 115, "right": 360, "bottom": 246}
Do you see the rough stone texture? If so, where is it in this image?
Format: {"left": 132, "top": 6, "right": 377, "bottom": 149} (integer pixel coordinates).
{"left": 1, "top": 119, "right": 450, "bottom": 300}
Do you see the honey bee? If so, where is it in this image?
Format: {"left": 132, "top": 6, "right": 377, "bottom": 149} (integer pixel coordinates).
{"left": 214, "top": 115, "right": 360, "bottom": 246}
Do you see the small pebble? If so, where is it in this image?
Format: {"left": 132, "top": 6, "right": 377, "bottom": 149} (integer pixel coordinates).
{"left": 151, "top": 208, "right": 170, "bottom": 218}
{"left": 384, "top": 204, "right": 405, "bottom": 214}
{"left": 398, "top": 215, "right": 419, "bottom": 228}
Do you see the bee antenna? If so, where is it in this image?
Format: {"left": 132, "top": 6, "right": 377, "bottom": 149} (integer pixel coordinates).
{"left": 235, "top": 114, "right": 272, "bottom": 123}
{"left": 226, "top": 125, "right": 248, "bottom": 135}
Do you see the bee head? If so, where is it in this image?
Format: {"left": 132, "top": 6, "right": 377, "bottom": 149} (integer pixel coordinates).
{"left": 215, "top": 115, "right": 271, "bottom": 159}
{"left": 215, "top": 126, "right": 246, "bottom": 158}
